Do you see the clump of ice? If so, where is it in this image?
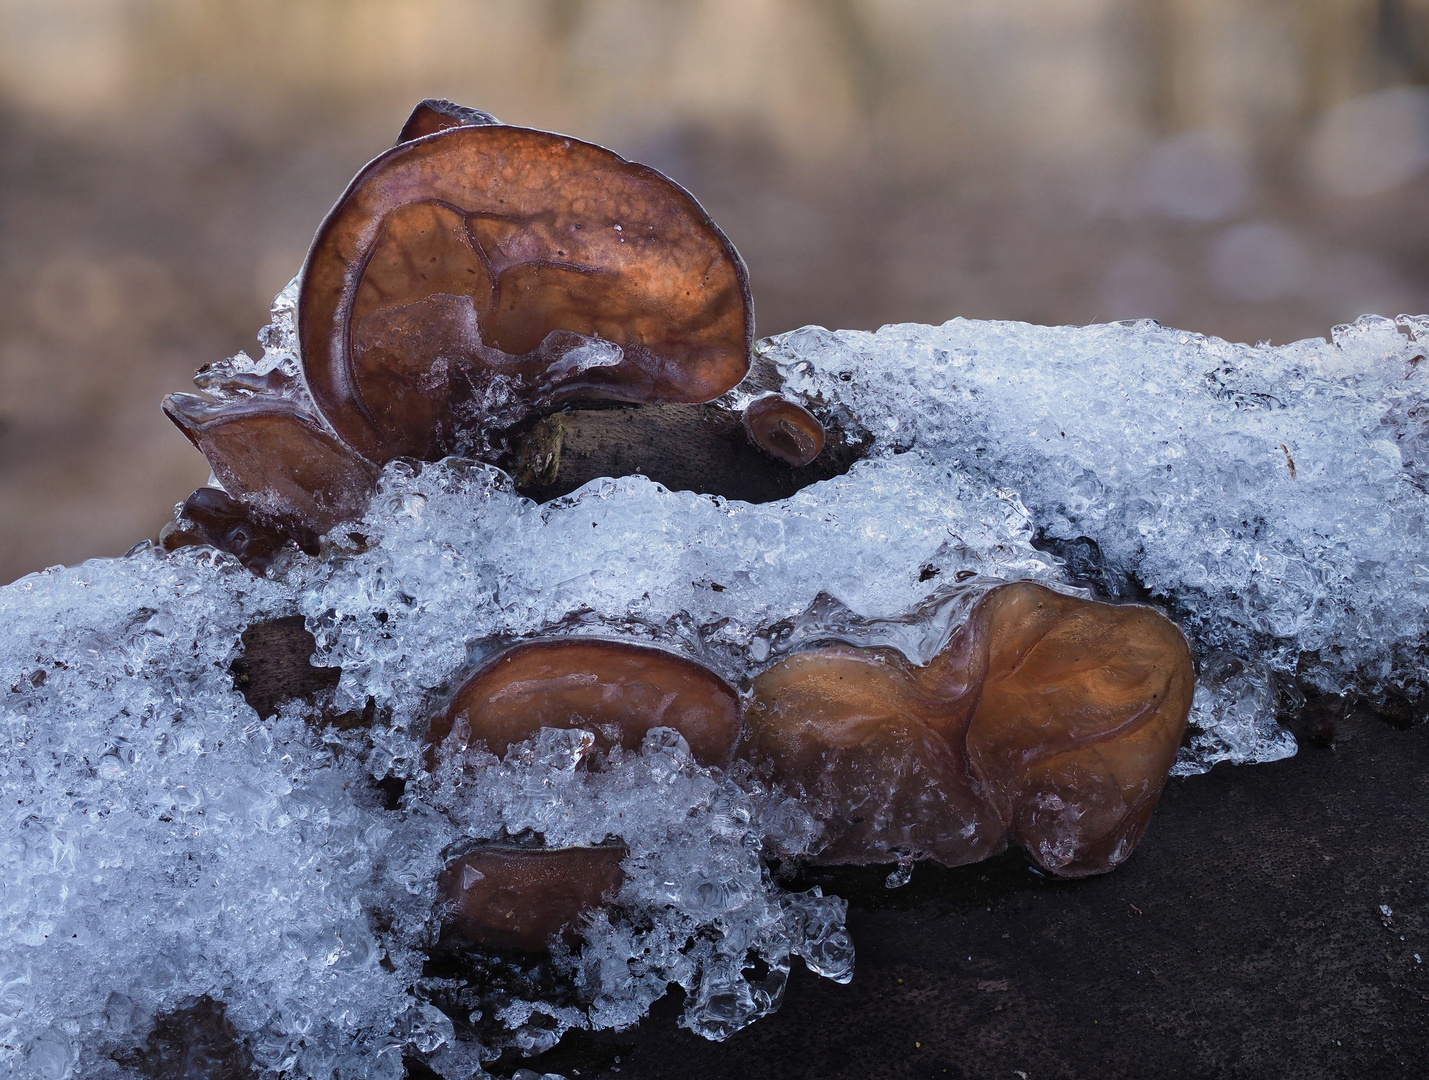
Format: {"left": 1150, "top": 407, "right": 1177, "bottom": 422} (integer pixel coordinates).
{"left": 766, "top": 315, "right": 1429, "bottom": 705}
{"left": 1170, "top": 652, "right": 1298, "bottom": 777}
{"left": 0, "top": 550, "right": 438, "bottom": 1079}
{"left": 11, "top": 293, "right": 1422, "bottom": 1074}
{"left": 195, "top": 276, "right": 304, "bottom": 396}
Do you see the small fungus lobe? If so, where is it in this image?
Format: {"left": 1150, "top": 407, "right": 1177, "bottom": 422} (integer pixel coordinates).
{"left": 429, "top": 638, "right": 742, "bottom": 768}
{"left": 395, "top": 98, "right": 500, "bottom": 144}
{"left": 159, "top": 487, "right": 298, "bottom": 570}
{"left": 742, "top": 394, "right": 826, "bottom": 467}
{"left": 162, "top": 393, "right": 379, "bottom": 537}
{"left": 439, "top": 843, "right": 627, "bottom": 952}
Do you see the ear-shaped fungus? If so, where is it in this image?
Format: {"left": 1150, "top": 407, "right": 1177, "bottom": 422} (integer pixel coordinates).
{"left": 742, "top": 394, "right": 826, "bottom": 467}
{"left": 298, "top": 123, "right": 754, "bottom": 463}
{"left": 428, "top": 639, "right": 741, "bottom": 768}
{"left": 744, "top": 582, "right": 1194, "bottom": 877}
{"left": 964, "top": 583, "right": 1194, "bottom": 875}
{"left": 439, "top": 843, "right": 627, "bottom": 952}
{"left": 162, "top": 393, "right": 379, "bottom": 538}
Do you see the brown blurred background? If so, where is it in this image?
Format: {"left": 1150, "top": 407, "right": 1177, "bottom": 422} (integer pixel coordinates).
{"left": 2, "top": 0, "right": 1428, "bottom": 585}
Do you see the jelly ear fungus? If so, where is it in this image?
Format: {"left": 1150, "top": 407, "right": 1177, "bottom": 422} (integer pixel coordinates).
{"left": 428, "top": 586, "right": 1192, "bottom": 953}
{"left": 395, "top": 98, "right": 500, "bottom": 143}
{"left": 297, "top": 121, "right": 754, "bottom": 464}
{"left": 742, "top": 393, "right": 826, "bottom": 467}
{"left": 427, "top": 638, "right": 742, "bottom": 768}
{"left": 161, "top": 100, "right": 760, "bottom": 567}
{"left": 438, "top": 842, "right": 627, "bottom": 953}
{"left": 427, "top": 638, "right": 740, "bottom": 952}
{"left": 161, "top": 392, "right": 379, "bottom": 539}
{"left": 744, "top": 582, "right": 1194, "bottom": 878}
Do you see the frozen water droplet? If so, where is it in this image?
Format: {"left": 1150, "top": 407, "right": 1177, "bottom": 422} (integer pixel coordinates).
{"left": 402, "top": 1003, "right": 455, "bottom": 1054}
{"left": 885, "top": 858, "right": 915, "bottom": 889}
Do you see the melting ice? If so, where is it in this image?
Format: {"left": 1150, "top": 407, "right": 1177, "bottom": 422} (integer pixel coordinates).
{"left": 3, "top": 293, "right": 1427, "bottom": 1076}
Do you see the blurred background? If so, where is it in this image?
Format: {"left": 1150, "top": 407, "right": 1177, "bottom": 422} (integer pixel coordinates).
{"left": 2, "top": 0, "right": 1428, "bottom": 584}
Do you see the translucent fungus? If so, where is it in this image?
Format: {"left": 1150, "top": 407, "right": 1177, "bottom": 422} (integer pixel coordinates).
{"left": 744, "top": 581, "right": 1194, "bottom": 877}
{"left": 160, "top": 102, "right": 755, "bottom": 549}
{"left": 158, "top": 486, "right": 298, "bottom": 569}
{"left": 162, "top": 393, "right": 379, "bottom": 536}
{"left": 438, "top": 843, "right": 627, "bottom": 952}
{"left": 428, "top": 638, "right": 742, "bottom": 768}
{"left": 298, "top": 121, "right": 754, "bottom": 463}
{"left": 742, "top": 393, "right": 826, "bottom": 466}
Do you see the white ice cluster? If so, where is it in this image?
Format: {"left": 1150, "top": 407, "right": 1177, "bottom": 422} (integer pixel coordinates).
{"left": 4, "top": 293, "right": 1422, "bottom": 1077}
{"left": 766, "top": 315, "right": 1429, "bottom": 705}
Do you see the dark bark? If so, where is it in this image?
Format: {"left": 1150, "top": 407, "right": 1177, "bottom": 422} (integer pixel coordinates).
{"left": 230, "top": 615, "right": 339, "bottom": 720}
{"left": 508, "top": 402, "right": 866, "bottom": 504}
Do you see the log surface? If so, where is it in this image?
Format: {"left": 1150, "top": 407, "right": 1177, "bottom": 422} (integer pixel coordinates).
{"left": 509, "top": 402, "right": 866, "bottom": 504}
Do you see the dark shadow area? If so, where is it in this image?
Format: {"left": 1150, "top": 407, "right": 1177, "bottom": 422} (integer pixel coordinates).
{"left": 230, "top": 615, "right": 339, "bottom": 720}
{"left": 117, "top": 996, "right": 255, "bottom": 1080}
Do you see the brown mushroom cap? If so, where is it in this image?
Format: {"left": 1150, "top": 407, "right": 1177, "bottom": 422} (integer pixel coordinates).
{"left": 428, "top": 638, "right": 742, "bottom": 768}
{"left": 161, "top": 393, "right": 380, "bottom": 535}
{"left": 439, "top": 843, "right": 626, "bottom": 952}
{"left": 744, "top": 582, "right": 1194, "bottom": 877}
{"left": 298, "top": 123, "right": 754, "bottom": 463}
{"left": 742, "top": 394, "right": 826, "bottom": 467}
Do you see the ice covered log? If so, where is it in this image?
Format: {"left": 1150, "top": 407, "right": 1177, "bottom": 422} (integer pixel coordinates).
{"left": 14, "top": 260, "right": 1411, "bottom": 1072}
{"left": 745, "top": 581, "right": 1194, "bottom": 877}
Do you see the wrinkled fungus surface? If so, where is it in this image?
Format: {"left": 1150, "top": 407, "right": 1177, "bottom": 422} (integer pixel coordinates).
{"left": 746, "top": 582, "right": 1193, "bottom": 876}
{"left": 160, "top": 105, "right": 753, "bottom": 555}
{"left": 299, "top": 123, "right": 753, "bottom": 463}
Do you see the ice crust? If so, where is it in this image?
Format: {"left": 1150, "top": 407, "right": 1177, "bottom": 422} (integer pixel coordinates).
{"left": 5, "top": 293, "right": 1422, "bottom": 1076}
{"left": 766, "top": 316, "right": 1429, "bottom": 705}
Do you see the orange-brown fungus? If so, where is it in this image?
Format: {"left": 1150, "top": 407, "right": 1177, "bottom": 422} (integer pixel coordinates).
{"left": 162, "top": 393, "right": 379, "bottom": 536}
{"left": 396, "top": 98, "right": 499, "bottom": 144}
{"left": 744, "top": 581, "right": 1194, "bottom": 877}
{"left": 439, "top": 843, "right": 626, "bottom": 952}
{"left": 299, "top": 123, "right": 754, "bottom": 463}
{"left": 742, "top": 394, "right": 826, "bottom": 467}
{"left": 429, "top": 639, "right": 741, "bottom": 768}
